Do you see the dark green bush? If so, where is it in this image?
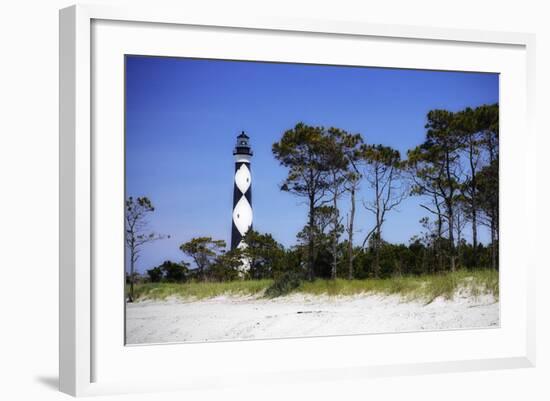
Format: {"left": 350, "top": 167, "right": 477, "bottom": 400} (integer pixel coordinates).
{"left": 146, "top": 266, "right": 163, "bottom": 283}
{"left": 264, "top": 270, "right": 303, "bottom": 298}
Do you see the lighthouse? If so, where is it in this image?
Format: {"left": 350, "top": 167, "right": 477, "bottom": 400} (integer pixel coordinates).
{"left": 231, "top": 131, "right": 253, "bottom": 251}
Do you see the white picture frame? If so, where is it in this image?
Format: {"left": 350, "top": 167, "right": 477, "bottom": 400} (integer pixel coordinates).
{"left": 59, "top": 3, "right": 536, "bottom": 397}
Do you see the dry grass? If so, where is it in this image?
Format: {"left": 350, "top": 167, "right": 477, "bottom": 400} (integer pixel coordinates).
{"left": 129, "top": 269, "right": 498, "bottom": 303}
{"left": 297, "top": 269, "right": 498, "bottom": 303}
{"left": 130, "top": 279, "right": 272, "bottom": 301}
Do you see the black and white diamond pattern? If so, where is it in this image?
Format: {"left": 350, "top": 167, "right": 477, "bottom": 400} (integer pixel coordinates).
{"left": 231, "top": 161, "right": 252, "bottom": 250}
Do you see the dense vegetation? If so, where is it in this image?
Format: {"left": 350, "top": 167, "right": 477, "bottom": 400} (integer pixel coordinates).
{"left": 126, "top": 104, "right": 499, "bottom": 300}
{"left": 128, "top": 269, "right": 498, "bottom": 303}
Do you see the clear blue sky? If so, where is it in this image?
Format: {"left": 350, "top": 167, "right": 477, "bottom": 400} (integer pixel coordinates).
{"left": 125, "top": 55, "right": 498, "bottom": 273}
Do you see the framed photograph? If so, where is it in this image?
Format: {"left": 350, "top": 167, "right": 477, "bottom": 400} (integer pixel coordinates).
{"left": 59, "top": 4, "right": 536, "bottom": 396}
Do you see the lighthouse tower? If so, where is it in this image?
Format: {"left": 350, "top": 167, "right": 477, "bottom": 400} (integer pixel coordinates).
{"left": 231, "top": 131, "right": 253, "bottom": 251}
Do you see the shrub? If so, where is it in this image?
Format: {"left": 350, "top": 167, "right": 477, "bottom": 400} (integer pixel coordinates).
{"left": 264, "top": 270, "right": 303, "bottom": 298}
{"left": 160, "top": 260, "right": 189, "bottom": 283}
{"left": 146, "top": 266, "right": 163, "bottom": 283}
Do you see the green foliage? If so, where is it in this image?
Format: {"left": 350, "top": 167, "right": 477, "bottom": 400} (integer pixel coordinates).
{"left": 146, "top": 266, "right": 163, "bottom": 283}
{"left": 295, "top": 206, "right": 343, "bottom": 279}
{"left": 145, "top": 260, "right": 189, "bottom": 283}
{"left": 264, "top": 270, "right": 304, "bottom": 298}
{"left": 361, "top": 144, "right": 402, "bottom": 168}
{"left": 126, "top": 196, "right": 154, "bottom": 216}
{"left": 242, "top": 230, "right": 286, "bottom": 279}
{"left": 160, "top": 260, "right": 189, "bottom": 282}
{"left": 345, "top": 239, "right": 495, "bottom": 280}
{"left": 280, "top": 248, "right": 304, "bottom": 277}
{"left": 179, "top": 237, "right": 226, "bottom": 279}
{"left": 272, "top": 123, "right": 335, "bottom": 280}
{"left": 208, "top": 248, "right": 242, "bottom": 282}
{"left": 404, "top": 104, "right": 499, "bottom": 272}
{"left": 272, "top": 123, "right": 333, "bottom": 196}
{"left": 476, "top": 159, "right": 499, "bottom": 220}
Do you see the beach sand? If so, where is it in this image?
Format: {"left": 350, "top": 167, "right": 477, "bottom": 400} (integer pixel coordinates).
{"left": 125, "top": 292, "right": 499, "bottom": 344}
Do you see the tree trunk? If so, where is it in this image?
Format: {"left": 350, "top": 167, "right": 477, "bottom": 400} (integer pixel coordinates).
{"left": 469, "top": 141, "right": 478, "bottom": 265}
{"left": 435, "top": 195, "right": 443, "bottom": 272}
{"left": 491, "top": 210, "right": 497, "bottom": 270}
{"left": 129, "top": 252, "right": 135, "bottom": 303}
{"left": 448, "top": 208, "right": 456, "bottom": 272}
{"left": 347, "top": 183, "right": 356, "bottom": 280}
{"left": 374, "top": 226, "right": 381, "bottom": 278}
{"left": 456, "top": 214, "right": 463, "bottom": 268}
{"left": 493, "top": 190, "right": 499, "bottom": 271}
{"left": 445, "top": 150, "right": 456, "bottom": 272}
{"left": 394, "top": 258, "right": 402, "bottom": 277}
{"left": 307, "top": 195, "right": 315, "bottom": 281}
{"left": 471, "top": 209, "right": 478, "bottom": 265}
{"left": 374, "top": 166, "right": 381, "bottom": 278}
{"left": 331, "top": 183, "right": 338, "bottom": 280}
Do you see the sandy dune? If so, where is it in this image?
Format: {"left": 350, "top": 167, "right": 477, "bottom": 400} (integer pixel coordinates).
{"left": 125, "top": 293, "right": 499, "bottom": 344}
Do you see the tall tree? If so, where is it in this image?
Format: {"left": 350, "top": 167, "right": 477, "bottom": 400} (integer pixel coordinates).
{"left": 455, "top": 107, "right": 482, "bottom": 262}
{"left": 325, "top": 128, "right": 361, "bottom": 279}
{"left": 272, "top": 123, "right": 332, "bottom": 280}
{"left": 476, "top": 104, "right": 499, "bottom": 269}
{"left": 345, "top": 169, "right": 361, "bottom": 279}
{"left": 406, "top": 143, "right": 447, "bottom": 274}
{"left": 361, "top": 144, "right": 406, "bottom": 277}
{"left": 125, "top": 196, "right": 167, "bottom": 302}
{"left": 179, "top": 237, "right": 226, "bottom": 280}
{"left": 407, "top": 110, "right": 463, "bottom": 271}
{"left": 338, "top": 131, "right": 364, "bottom": 280}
